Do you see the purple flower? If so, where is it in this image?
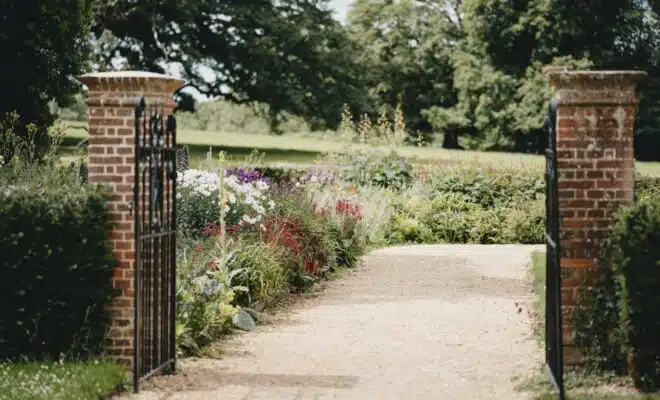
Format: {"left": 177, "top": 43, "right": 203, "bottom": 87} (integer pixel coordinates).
{"left": 226, "top": 168, "right": 271, "bottom": 186}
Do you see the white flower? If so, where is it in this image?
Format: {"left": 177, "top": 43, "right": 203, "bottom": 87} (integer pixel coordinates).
{"left": 295, "top": 182, "right": 301, "bottom": 187}
{"left": 256, "top": 180, "right": 269, "bottom": 191}
{"left": 268, "top": 200, "right": 275, "bottom": 209}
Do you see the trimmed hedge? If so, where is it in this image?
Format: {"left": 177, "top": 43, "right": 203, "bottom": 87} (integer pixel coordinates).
{"left": 573, "top": 197, "right": 660, "bottom": 391}
{"left": 0, "top": 182, "right": 117, "bottom": 360}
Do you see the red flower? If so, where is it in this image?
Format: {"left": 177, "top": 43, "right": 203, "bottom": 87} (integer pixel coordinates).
{"left": 210, "top": 259, "right": 217, "bottom": 270}
{"left": 195, "top": 244, "right": 201, "bottom": 252}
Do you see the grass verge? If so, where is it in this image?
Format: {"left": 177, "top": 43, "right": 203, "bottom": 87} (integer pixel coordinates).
{"left": 0, "top": 360, "right": 126, "bottom": 400}
{"left": 519, "top": 252, "right": 660, "bottom": 400}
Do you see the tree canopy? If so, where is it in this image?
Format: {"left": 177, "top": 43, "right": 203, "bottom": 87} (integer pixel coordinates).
{"left": 92, "top": 0, "right": 370, "bottom": 131}
{"left": 5, "top": 0, "right": 660, "bottom": 159}
{"left": 0, "top": 0, "right": 95, "bottom": 159}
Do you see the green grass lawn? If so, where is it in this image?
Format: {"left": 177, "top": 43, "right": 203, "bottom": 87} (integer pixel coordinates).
{"left": 523, "top": 252, "right": 660, "bottom": 400}
{"left": 59, "top": 120, "right": 660, "bottom": 174}
{"left": 0, "top": 360, "right": 126, "bottom": 400}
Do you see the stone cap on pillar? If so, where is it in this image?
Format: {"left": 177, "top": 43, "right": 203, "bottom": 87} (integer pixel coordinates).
{"left": 78, "top": 71, "right": 185, "bottom": 108}
{"left": 544, "top": 69, "right": 646, "bottom": 105}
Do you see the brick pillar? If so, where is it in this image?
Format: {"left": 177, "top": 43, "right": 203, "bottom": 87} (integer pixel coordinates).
{"left": 77, "top": 71, "right": 184, "bottom": 367}
{"left": 545, "top": 69, "right": 646, "bottom": 365}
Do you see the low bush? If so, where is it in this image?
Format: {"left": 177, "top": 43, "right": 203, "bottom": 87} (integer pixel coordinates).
{"left": 634, "top": 173, "right": 660, "bottom": 201}
{"left": 0, "top": 167, "right": 117, "bottom": 360}
{"left": 339, "top": 149, "right": 413, "bottom": 190}
{"left": 572, "top": 197, "right": 660, "bottom": 391}
{"left": 382, "top": 169, "right": 547, "bottom": 245}
{"left": 428, "top": 168, "right": 544, "bottom": 208}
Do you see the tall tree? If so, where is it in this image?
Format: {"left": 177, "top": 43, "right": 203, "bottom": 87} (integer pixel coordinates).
{"left": 426, "top": 0, "right": 660, "bottom": 154}
{"left": 93, "top": 0, "right": 370, "bottom": 131}
{"left": 0, "top": 0, "right": 95, "bottom": 161}
{"left": 347, "top": 0, "right": 462, "bottom": 145}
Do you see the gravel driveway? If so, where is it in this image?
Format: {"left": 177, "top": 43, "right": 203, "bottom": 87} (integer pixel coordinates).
{"left": 125, "top": 244, "right": 544, "bottom": 400}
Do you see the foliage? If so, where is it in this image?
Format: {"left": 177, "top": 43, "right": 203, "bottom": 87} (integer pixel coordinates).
{"left": 346, "top": 0, "right": 460, "bottom": 142}
{"left": 92, "top": 0, "right": 371, "bottom": 131}
{"left": 0, "top": 167, "right": 117, "bottom": 361}
{"left": 175, "top": 236, "right": 241, "bottom": 356}
{"left": 176, "top": 168, "right": 275, "bottom": 234}
{"left": 324, "top": 105, "right": 414, "bottom": 190}
{"left": 383, "top": 168, "right": 546, "bottom": 245}
{"left": 173, "top": 156, "right": 373, "bottom": 353}
{"left": 428, "top": 168, "right": 545, "bottom": 208}
{"left": 175, "top": 101, "right": 311, "bottom": 134}
{"left": 572, "top": 197, "right": 660, "bottom": 391}
{"left": 635, "top": 173, "right": 660, "bottom": 202}
{"left": 605, "top": 199, "right": 660, "bottom": 390}
{"left": 340, "top": 149, "right": 413, "bottom": 191}
{"left": 1, "top": 0, "right": 95, "bottom": 161}
{"left": 0, "top": 360, "right": 126, "bottom": 400}
{"left": 254, "top": 167, "right": 309, "bottom": 186}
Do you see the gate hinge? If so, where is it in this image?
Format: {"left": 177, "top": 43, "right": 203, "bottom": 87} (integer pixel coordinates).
{"left": 128, "top": 201, "right": 134, "bottom": 216}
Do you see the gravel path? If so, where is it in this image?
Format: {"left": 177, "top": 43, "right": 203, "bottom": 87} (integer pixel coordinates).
{"left": 125, "top": 244, "right": 544, "bottom": 400}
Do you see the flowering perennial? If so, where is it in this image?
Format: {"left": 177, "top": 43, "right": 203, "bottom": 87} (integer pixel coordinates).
{"left": 177, "top": 168, "right": 275, "bottom": 228}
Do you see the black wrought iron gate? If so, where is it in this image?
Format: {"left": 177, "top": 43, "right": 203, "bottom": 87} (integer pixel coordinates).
{"left": 544, "top": 98, "right": 565, "bottom": 399}
{"left": 133, "top": 97, "right": 177, "bottom": 392}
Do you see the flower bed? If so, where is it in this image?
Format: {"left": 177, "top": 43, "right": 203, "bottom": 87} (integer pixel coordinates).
{"left": 175, "top": 162, "right": 389, "bottom": 355}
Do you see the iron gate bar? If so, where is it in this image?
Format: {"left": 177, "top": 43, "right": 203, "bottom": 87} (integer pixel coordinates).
{"left": 133, "top": 97, "right": 177, "bottom": 392}
{"left": 544, "top": 98, "right": 565, "bottom": 400}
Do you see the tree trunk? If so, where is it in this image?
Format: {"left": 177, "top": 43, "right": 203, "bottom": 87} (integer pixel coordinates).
{"left": 442, "top": 128, "right": 463, "bottom": 149}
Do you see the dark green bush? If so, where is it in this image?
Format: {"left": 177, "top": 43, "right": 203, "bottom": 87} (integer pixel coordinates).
{"left": 572, "top": 197, "right": 660, "bottom": 391}
{"left": 0, "top": 180, "right": 117, "bottom": 361}
{"left": 254, "top": 167, "right": 307, "bottom": 185}
{"left": 430, "top": 168, "right": 545, "bottom": 208}
{"left": 340, "top": 150, "right": 413, "bottom": 190}
{"left": 608, "top": 198, "right": 660, "bottom": 390}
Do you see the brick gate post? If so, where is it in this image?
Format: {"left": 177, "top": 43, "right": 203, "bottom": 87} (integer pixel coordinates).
{"left": 77, "top": 71, "right": 184, "bottom": 367}
{"left": 544, "top": 69, "right": 645, "bottom": 365}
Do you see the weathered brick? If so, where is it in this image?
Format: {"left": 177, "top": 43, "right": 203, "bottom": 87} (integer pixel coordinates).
{"left": 546, "top": 69, "right": 644, "bottom": 366}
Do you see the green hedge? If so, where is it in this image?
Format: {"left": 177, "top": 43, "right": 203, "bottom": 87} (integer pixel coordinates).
{"left": 383, "top": 169, "right": 546, "bottom": 245}
{"left": 573, "top": 197, "right": 660, "bottom": 391}
{"left": 0, "top": 182, "right": 117, "bottom": 360}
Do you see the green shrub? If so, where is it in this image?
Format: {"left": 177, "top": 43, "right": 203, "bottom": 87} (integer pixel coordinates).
{"left": 177, "top": 187, "right": 221, "bottom": 234}
{"left": 429, "top": 168, "right": 544, "bottom": 208}
{"left": 225, "top": 239, "right": 292, "bottom": 306}
{"left": 634, "top": 173, "right": 660, "bottom": 202}
{"left": 502, "top": 199, "right": 546, "bottom": 244}
{"left": 419, "top": 193, "right": 480, "bottom": 243}
{"left": 571, "top": 263, "right": 626, "bottom": 374}
{"left": 0, "top": 179, "right": 117, "bottom": 360}
{"left": 607, "top": 198, "right": 660, "bottom": 390}
{"left": 572, "top": 198, "right": 660, "bottom": 391}
{"left": 340, "top": 149, "right": 413, "bottom": 190}
{"left": 384, "top": 190, "right": 538, "bottom": 245}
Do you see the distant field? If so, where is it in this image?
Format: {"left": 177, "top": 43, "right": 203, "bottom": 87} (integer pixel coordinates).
{"left": 59, "top": 120, "right": 660, "bottom": 175}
